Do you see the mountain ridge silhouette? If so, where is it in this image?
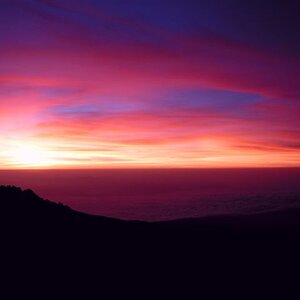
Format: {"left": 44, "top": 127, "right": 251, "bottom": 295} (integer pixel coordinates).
{"left": 2, "top": 185, "right": 300, "bottom": 232}
{"left": 1, "top": 185, "right": 300, "bottom": 298}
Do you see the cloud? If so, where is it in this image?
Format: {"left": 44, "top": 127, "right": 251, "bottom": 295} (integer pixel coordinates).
{"left": 0, "top": 0, "right": 299, "bottom": 167}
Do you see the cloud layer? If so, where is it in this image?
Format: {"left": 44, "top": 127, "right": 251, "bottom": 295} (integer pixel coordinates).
{"left": 1, "top": 0, "right": 299, "bottom": 168}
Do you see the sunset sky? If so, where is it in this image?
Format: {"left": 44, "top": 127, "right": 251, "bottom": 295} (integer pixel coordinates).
{"left": 0, "top": 0, "right": 299, "bottom": 168}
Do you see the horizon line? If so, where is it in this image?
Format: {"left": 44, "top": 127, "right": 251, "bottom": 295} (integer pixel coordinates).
{"left": 1, "top": 166, "right": 300, "bottom": 171}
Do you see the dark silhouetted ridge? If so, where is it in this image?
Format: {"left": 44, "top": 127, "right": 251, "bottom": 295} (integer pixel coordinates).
{"left": 2, "top": 185, "right": 300, "bottom": 234}
{"left": 0, "top": 185, "right": 149, "bottom": 234}
{"left": 1, "top": 185, "right": 300, "bottom": 299}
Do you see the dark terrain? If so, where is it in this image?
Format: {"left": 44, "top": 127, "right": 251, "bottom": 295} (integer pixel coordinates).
{"left": 1, "top": 185, "right": 299, "bottom": 298}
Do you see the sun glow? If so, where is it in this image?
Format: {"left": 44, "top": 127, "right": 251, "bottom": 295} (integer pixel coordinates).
{"left": 8, "top": 143, "right": 54, "bottom": 168}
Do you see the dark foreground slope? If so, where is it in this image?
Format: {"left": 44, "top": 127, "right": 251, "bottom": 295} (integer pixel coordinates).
{"left": 2, "top": 185, "right": 300, "bottom": 233}
{"left": 0, "top": 185, "right": 148, "bottom": 231}
{"left": 1, "top": 185, "right": 300, "bottom": 298}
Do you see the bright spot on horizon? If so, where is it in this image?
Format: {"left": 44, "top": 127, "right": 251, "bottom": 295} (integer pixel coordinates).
{"left": 8, "top": 143, "right": 54, "bottom": 168}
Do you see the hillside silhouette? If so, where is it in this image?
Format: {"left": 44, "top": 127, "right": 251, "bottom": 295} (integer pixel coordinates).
{"left": 1, "top": 185, "right": 300, "bottom": 298}
{"left": 2, "top": 185, "right": 300, "bottom": 233}
{"left": 1, "top": 185, "right": 147, "bottom": 232}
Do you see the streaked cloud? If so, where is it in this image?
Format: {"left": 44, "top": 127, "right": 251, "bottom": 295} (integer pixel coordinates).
{"left": 0, "top": 0, "right": 299, "bottom": 168}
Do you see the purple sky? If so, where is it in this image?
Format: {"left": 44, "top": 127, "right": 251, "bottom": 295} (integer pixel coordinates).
{"left": 1, "top": 0, "right": 299, "bottom": 168}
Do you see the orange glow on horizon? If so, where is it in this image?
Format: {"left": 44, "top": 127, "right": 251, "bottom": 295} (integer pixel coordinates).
{"left": 1, "top": 136, "right": 299, "bottom": 170}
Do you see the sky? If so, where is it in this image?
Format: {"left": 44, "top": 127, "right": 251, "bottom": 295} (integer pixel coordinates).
{"left": 0, "top": 0, "right": 299, "bottom": 169}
